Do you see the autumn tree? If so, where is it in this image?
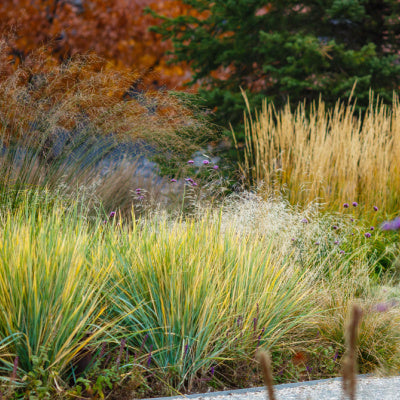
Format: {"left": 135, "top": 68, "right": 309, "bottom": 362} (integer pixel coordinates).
{"left": 0, "top": 0, "right": 195, "bottom": 89}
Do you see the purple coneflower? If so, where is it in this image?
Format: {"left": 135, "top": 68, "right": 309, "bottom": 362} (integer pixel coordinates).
{"left": 365, "top": 232, "right": 371, "bottom": 238}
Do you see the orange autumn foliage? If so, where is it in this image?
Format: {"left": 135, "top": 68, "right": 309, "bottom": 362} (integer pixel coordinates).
{"left": 0, "top": 0, "right": 197, "bottom": 89}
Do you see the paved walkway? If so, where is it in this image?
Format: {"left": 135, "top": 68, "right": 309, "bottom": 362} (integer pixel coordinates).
{"left": 143, "top": 375, "right": 400, "bottom": 400}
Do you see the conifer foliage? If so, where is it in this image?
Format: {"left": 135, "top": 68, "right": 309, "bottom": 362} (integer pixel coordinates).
{"left": 150, "top": 0, "right": 400, "bottom": 129}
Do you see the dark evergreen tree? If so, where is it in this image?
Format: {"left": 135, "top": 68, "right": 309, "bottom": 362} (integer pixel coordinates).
{"left": 149, "top": 0, "right": 400, "bottom": 134}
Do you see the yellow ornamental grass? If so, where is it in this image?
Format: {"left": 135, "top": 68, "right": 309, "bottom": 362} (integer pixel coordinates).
{"left": 0, "top": 203, "right": 113, "bottom": 385}
{"left": 236, "top": 90, "right": 400, "bottom": 217}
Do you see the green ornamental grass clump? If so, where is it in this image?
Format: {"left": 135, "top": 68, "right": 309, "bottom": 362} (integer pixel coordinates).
{"left": 0, "top": 192, "right": 399, "bottom": 398}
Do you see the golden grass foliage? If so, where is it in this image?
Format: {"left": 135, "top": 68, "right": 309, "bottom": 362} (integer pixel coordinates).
{"left": 236, "top": 89, "right": 400, "bottom": 215}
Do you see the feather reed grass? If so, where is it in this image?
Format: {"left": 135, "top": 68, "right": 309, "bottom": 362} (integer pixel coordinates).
{"left": 235, "top": 89, "right": 400, "bottom": 217}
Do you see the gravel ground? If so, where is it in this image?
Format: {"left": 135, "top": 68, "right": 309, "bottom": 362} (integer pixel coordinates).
{"left": 142, "top": 376, "right": 400, "bottom": 400}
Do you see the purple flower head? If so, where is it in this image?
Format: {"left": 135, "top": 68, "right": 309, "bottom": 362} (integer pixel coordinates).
{"left": 187, "top": 160, "right": 194, "bottom": 164}
{"left": 99, "top": 342, "right": 107, "bottom": 359}
{"left": 370, "top": 226, "right": 374, "bottom": 231}
{"left": 340, "top": 250, "right": 345, "bottom": 255}
{"left": 140, "top": 334, "right": 149, "bottom": 351}
{"left": 315, "top": 241, "right": 320, "bottom": 245}
{"left": 350, "top": 218, "right": 354, "bottom": 222}
{"left": 138, "top": 195, "right": 145, "bottom": 200}
{"left": 352, "top": 202, "right": 358, "bottom": 207}
{"left": 11, "top": 356, "right": 19, "bottom": 381}
{"left": 184, "top": 344, "right": 189, "bottom": 356}
{"left": 291, "top": 238, "right": 296, "bottom": 242}
{"left": 343, "top": 203, "right": 349, "bottom": 208}
{"left": 374, "top": 302, "right": 390, "bottom": 312}
{"left": 301, "top": 218, "right": 308, "bottom": 223}
{"left": 381, "top": 217, "right": 400, "bottom": 231}
{"left": 365, "top": 232, "right": 371, "bottom": 238}
{"left": 373, "top": 206, "right": 379, "bottom": 211}
{"left": 332, "top": 225, "right": 338, "bottom": 230}
{"left": 334, "top": 240, "right": 339, "bottom": 245}
{"left": 185, "top": 177, "right": 194, "bottom": 183}
{"left": 213, "top": 165, "right": 219, "bottom": 170}
{"left": 306, "top": 365, "right": 313, "bottom": 373}
{"left": 210, "top": 366, "right": 215, "bottom": 377}
{"left": 116, "top": 339, "right": 126, "bottom": 368}
{"left": 135, "top": 188, "right": 142, "bottom": 193}
{"left": 253, "top": 317, "right": 258, "bottom": 332}
{"left": 147, "top": 344, "right": 153, "bottom": 367}
{"left": 170, "top": 178, "right": 177, "bottom": 183}
{"left": 333, "top": 351, "right": 339, "bottom": 361}
{"left": 202, "top": 160, "right": 210, "bottom": 165}
{"left": 109, "top": 211, "right": 116, "bottom": 219}
{"left": 192, "top": 182, "right": 198, "bottom": 186}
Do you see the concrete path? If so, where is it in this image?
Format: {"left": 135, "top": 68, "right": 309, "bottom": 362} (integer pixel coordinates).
{"left": 142, "top": 375, "right": 400, "bottom": 400}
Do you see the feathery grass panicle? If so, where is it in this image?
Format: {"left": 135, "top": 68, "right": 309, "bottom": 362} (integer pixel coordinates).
{"left": 256, "top": 350, "right": 276, "bottom": 400}
{"left": 0, "top": 38, "right": 211, "bottom": 213}
{"left": 342, "top": 304, "right": 363, "bottom": 400}
{"left": 235, "top": 90, "right": 400, "bottom": 216}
